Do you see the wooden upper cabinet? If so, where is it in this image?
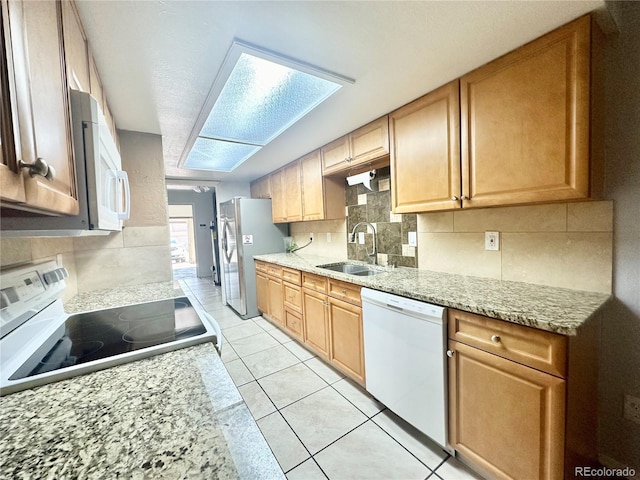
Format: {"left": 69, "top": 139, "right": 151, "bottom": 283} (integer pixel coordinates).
{"left": 390, "top": 80, "right": 461, "bottom": 213}
{"left": 269, "top": 169, "right": 286, "bottom": 223}
{"left": 461, "top": 15, "right": 592, "bottom": 208}
{"left": 322, "top": 116, "right": 389, "bottom": 175}
{"left": 301, "top": 150, "right": 324, "bottom": 220}
{"left": 284, "top": 161, "right": 302, "bottom": 222}
{"left": 1, "top": 0, "right": 78, "bottom": 215}
{"left": 88, "top": 52, "right": 105, "bottom": 114}
{"left": 61, "top": 0, "right": 89, "bottom": 93}
{"left": 250, "top": 175, "right": 271, "bottom": 199}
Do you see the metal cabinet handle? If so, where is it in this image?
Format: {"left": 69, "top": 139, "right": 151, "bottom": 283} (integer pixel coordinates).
{"left": 323, "top": 301, "right": 329, "bottom": 306}
{"left": 19, "top": 158, "right": 55, "bottom": 181}
{"left": 451, "top": 196, "right": 458, "bottom": 201}
{"left": 341, "top": 289, "right": 347, "bottom": 294}
{"left": 491, "top": 335, "right": 501, "bottom": 343}
{"left": 446, "top": 350, "right": 455, "bottom": 357}
{"left": 461, "top": 195, "right": 468, "bottom": 200}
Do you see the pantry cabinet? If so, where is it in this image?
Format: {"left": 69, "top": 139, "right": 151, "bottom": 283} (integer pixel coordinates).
{"left": 390, "top": 80, "right": 460, "bottom": 213}
{"left": 460, "top": 15, "right": 594, "bottom": 208}
{"left": 1, "top": 0, "right": 78, "bottom": 214}
{"left": 448, "top": 308, "right": 600, "bottom": 480}
{"left": 321, "top": 116, "right": 389, "bottom": 175}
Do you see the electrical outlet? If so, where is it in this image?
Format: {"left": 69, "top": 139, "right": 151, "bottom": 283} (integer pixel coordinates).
{"left": 485, "top": 231, "right": 500, "bottom": 251}
{"left": 408, "top": 231, "right": 417, "bottom": 247}
{"left": 624, "top": 394, "right": 640, "bottom": 424}
{"left": 309, "top": 233, "right": 314, "bottom": 241}
{"left": 326, "top": 232, "right": 332, "bottom": 243}
{"left": 358, "top": 232, "right": 365, "bottom": 244}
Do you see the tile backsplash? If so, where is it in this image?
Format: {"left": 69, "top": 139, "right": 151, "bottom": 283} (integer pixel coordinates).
{"left": 346, "top": 167, "right": 417, "bottom": 267}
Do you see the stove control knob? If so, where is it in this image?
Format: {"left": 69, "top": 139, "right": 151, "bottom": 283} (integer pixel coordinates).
{"left": 43, "top": 271, "right": 58, "bottom": 285}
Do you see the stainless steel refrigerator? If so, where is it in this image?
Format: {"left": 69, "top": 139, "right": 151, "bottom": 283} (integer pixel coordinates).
{"left": 219, "top": 197, "right": 288, "bottom": 319}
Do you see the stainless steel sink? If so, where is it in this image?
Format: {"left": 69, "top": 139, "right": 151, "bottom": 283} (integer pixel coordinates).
{"left": 317, "top": 262, "right": 386, "bottom": 277}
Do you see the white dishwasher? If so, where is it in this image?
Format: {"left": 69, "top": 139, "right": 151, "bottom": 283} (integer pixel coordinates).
{"left": 361, "top": 288, "right": 450, "bottom": 451}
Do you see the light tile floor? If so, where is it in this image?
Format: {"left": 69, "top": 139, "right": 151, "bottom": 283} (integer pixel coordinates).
{"left": 180, "top": 274, "right": 485, "bottom": 480}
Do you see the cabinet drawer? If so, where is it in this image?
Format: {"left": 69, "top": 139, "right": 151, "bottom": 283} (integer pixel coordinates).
{"left": 328, "top": 279, "right": 362, "bottom": 306}
{"left": 282, "top": 268, "right": 301, "bottom": 285}
{"left": 284, "top": 308, "right": 304, "bottom": 340}
{"left": 448, "top": 309, "right": 567, "bottom": 378}
{"left": 255, "top": 261, "right": 268, "bottom": 273}
{"left": 283, "top": 283, "right": 302, "bottom": 312}
{"left": 302, "top": 272, "right": 327, "bottom": 294}
{"left": 265, "top": 264, "right": 282, "bottom": 278}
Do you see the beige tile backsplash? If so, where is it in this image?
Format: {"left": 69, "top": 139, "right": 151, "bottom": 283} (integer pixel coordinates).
{"left": 289, "top": 219, "right": 348, "bottom": 259}
{"left": 417, "top": 201, "right": 613, "bottom": 293}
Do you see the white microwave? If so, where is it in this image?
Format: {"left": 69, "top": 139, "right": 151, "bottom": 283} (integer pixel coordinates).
{"left": 2, "top": 91, "right": 130, "bottom": 236}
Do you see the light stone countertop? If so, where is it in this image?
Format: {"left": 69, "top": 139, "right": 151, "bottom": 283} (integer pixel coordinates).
{"left": 0, "top": 282, "right": 284, "bottom": 480}
{"left": 255, "top": 253, "right": 612, "bottom": 335}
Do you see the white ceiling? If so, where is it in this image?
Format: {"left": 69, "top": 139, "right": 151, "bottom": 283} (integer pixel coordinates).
{"left": 76, "top": 0, "right": 605, "bottom": 184}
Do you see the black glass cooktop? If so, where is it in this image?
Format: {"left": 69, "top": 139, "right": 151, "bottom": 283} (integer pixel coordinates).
{"left": 10, "top": 297, "right": 207, "bottom": 380}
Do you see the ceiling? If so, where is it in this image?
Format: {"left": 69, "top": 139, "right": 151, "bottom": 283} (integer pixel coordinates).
{"left": 76, "top": 0, "right": 605, "bottom": 184}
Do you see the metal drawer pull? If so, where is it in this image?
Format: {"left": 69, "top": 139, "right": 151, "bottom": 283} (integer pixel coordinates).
{"left": 19, "top": 158, "right": 55, "bottom": 181}
{"left": 491, "top": 335, "right": 501, "bottom": 343}
{"left": 446, "top": 350, "right": 455, "bottom": 358}
{"left": 341, "top": 289, "right": 347, "bottom": 294}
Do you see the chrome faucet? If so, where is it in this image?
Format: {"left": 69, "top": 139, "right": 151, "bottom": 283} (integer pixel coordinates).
{"left": 349, "top": 222, "right": 377, "bottom": 264}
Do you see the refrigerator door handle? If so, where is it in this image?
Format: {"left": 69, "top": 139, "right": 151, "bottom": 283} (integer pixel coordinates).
{"left": 222, "top": 220, "right": 234, "bottom": 263}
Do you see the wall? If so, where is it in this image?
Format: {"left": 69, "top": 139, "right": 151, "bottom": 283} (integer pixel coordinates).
{"left": 417, "top": 201, "right": 613, "bottom": 293}
{"left": 599, "top": 1, "right": 640, "bottom": 473}
{"left": 72, "top": 131, "right": 171, "bottom": 292}
{"left": 289, "top": 219, "right": 348, "bottom": 259}
{"left": 1, "top": 131, "right": 172, "bottom": 297}
{"left": 167, "top": 189, "right": 216, "bottom": 278}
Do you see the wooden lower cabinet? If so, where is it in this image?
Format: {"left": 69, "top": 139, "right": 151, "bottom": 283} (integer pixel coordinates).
{"left": 328, "top": 297, "right": 365, "bottom": 385}
{"left": 447, "top": 308, "right": 600, "bottom": 480}
{"left": 448, "top": 340, "right": 565, "bottom": 480}
{"left": 302, "top": 288, "right": 330, "bottom": 359}
{"left": 267, "top": 276, "right": 283, "bottom": 327}
{"left": 256, "top": 272, "right": 269, "bottom": 314}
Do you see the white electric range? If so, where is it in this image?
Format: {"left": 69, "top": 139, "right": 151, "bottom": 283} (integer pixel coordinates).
{"left": 0, "top": 260, "right": 221, "bottom": 396}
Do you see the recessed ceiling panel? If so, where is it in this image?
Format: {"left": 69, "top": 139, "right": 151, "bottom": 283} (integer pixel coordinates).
{"left": 182, "top": 137, "right": 260, "bottom": 172}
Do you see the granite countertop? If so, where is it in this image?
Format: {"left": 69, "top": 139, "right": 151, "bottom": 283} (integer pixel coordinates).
{"left": 0, "top": 282, "right": 284, "bottom": 479}
{"left": 255, "top": 253, "right": 612, "bottom": 335}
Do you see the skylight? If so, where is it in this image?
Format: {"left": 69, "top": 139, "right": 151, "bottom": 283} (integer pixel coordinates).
{"left": 181, "top": 41, "right": 353, "bottom": 172}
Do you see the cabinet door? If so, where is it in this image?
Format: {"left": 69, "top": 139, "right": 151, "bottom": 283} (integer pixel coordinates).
{"left": 61, "top": 0, "right": 89, "bottom": 92}
{"left": 256, "top": 272, "right": 269, "bottom": 315}
{"left": 448, "top": 340, "right": 565, "bottom": 480}
{"left": 284, "top": 161, "right": 302, "bottom": 222}
{"left": 460, "top": 15, "right": 591, "bottom": 208}
{"left": 328, "top": 297, "right": 365, "bottom": 385}
{"left": 321, "top": 135, "right": 350, "bottom": 175}
{"left": 270, "top": 169, "right": 286, "bottom": 223}
{"left": 267, "top": 277, "right": 283, "bottom": 326}
{"left": 300, "top": 150, "right": 324, "bottom": 221}
{"left": 0, "top": 1, "right": 24, "bottom": 203}
{"left": 250, "top": 175, "right": 270, "bottom": 199}
{"left": 349, "top": 116, "right": 389, "bottom": 167}
{"left": 302, "top": 288, "right": 330, "bottom": 358}
{"left": 390, "top": 80, "right": 460, "bottom": 213}
{"left": 8, "top": 0, "right": 79, "bottom": 214}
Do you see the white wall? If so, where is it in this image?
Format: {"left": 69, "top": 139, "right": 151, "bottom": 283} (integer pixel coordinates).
{"left": 599, "top": 1, "right": 640, "bottom": 473}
